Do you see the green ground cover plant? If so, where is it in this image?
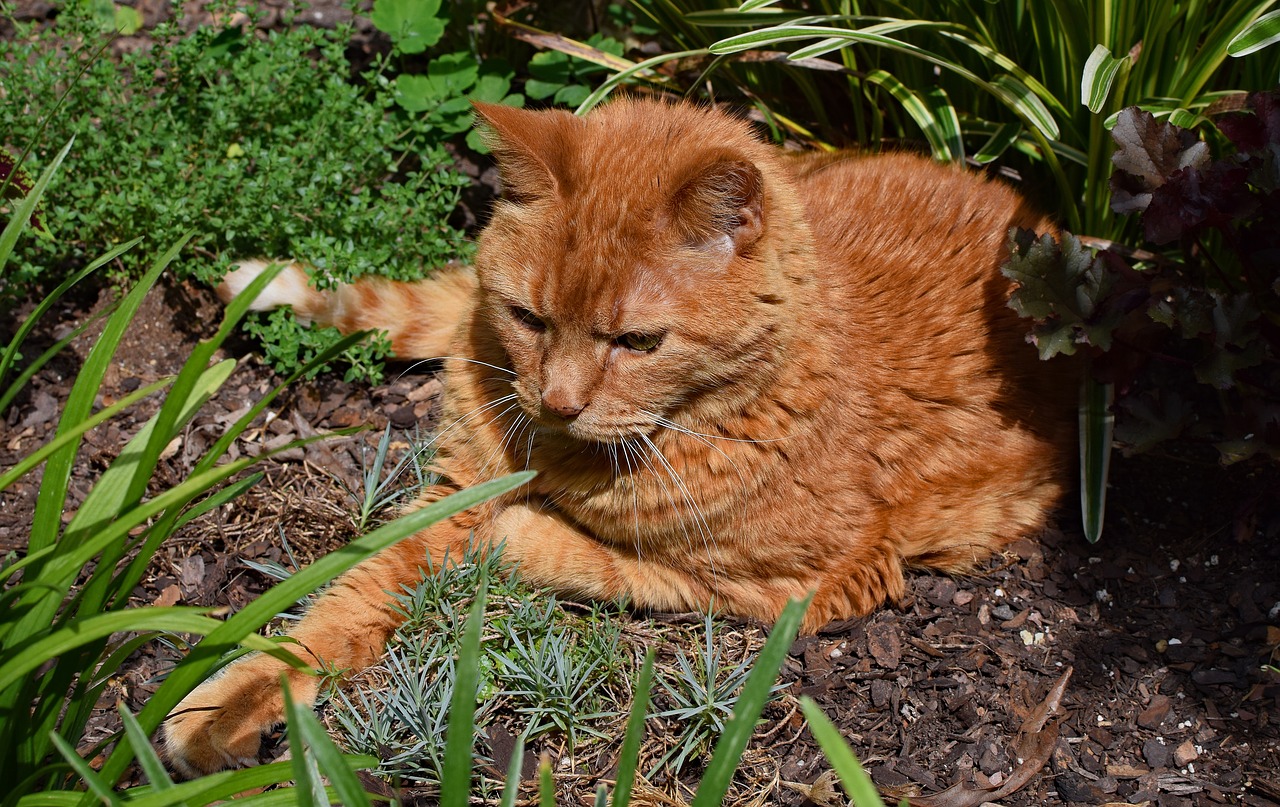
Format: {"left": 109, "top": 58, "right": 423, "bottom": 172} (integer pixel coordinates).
{"left": 0, "top": 1, "right": 519, "bottom": 382}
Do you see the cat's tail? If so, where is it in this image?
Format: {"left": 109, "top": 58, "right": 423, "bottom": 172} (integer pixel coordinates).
{"left": 216, "top": 259, "right": 476, "bottom": 360}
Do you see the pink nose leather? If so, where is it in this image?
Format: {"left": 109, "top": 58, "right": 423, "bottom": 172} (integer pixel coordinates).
{"left": 542, "top": 390, "right": 585, "bottom": 418}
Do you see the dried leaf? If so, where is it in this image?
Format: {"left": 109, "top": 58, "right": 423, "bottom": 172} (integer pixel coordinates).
{"left": 910, "top": 669, "right": 1071, "bottom": 807}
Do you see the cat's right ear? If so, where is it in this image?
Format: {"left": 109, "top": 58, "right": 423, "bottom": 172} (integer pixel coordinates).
{"left": 667, "top": 158, "right": 765, "bottom": 256}
{"left": 472, "top": 102, "right": 576, "bottom": 203}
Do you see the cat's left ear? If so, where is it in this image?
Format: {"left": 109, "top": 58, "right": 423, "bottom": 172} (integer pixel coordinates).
{"left": 472, "top": 102, "right": 576, "bottom": 202}
{"left": 667, "top": 159, "right": 764, "bottom": 255}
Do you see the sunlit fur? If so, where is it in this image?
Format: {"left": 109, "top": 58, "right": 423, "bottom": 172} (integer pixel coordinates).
{"left": 165, "top": 99, "right": 1073, "bottom": 776}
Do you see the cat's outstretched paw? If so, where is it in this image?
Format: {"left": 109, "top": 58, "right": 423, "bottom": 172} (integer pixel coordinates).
{"left": 162, "top": 656, "right": 319, "bottom": 778}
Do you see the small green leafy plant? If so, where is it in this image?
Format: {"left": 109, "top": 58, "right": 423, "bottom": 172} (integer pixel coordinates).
{"left": 526, "top": 33, "right": 626, "bottom": 108}
{"left": 0, "top": 6, "right": 478, "bottom": 381}
{"left": 328, "top": 548, "right": 629, "bottom": 791}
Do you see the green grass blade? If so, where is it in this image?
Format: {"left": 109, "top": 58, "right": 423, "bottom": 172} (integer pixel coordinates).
{"left": 0, "top": 137, "right": 73, "bottom": 275}
{"left": 1079, "top": 374, "right": 1114, "bottom": 544}
{"left": 799, "top": 697, "right": 883, "bottom": 805}
{"left": 5, "top": 361, "right": 236, "bottom": 656}
{"left": 1081, "top": 44, "right": 1129, "bottom": 112}
{"left": 575, "top": 49, "right": 708, "bottom": 115}
{"left": 0, "top": 608, "right": 283, "bottom": 693}
{"left": 98, "top": 758, "right": 374, "bottom": 807}
{"left": 206, "top": 788, "right": 354, "bottom": 807}
{"left": 293, "top": 690, "right": 373, "bottom": 807}
{"left": 498, "top": 734, "right": 526, "bottom": 807}
{"left": 0, "top": 238, "right": 138, "bottom": 399}
{"left": 26, "top": 232, "right": 189, "bottom": 555}
{"left": 1228, "top": 9, "right": 1280, "bottom": 55}
{"left": 684, "top": 9, "right": 801, "bottom": 27}
{"left": 283, "top": 682, "right": 322, "bottom": 807}
{"left": 738, "top": 0, "right": 783, "bottom": 11}
{"left": 22, "top": 436, "right": 334, "bottom": 616}
{"left": 789, "top": 36, "right": 855, "bottom": 60}
{"left": 61, "top": 359, "right": 235, "bottom": 614}
{"left": 117, "top": 705, "right": 174, "bottom": 791}
{"left": 611, "top": 649, "right": 655, "bottom": 807}
{"left": 122, "top": 261, "right": 285, "bottom": 514}
{"left": 972, "top": 122, "right": 1023, "bottom": 164}
{"left": 690, "top": 595, "right": 810, "bottom": 807}
{"left": 863, "top": 70, "right": 951, "bottom": 160}
{"left": 171, "top": 473, "right": 263, "bottom": 531}
{"left": 189, "top": 328, "right": 372, "bottom": 478}
{"left": 440, "top": 576, "right": 489, "bottom": 807}
{"left": 0, "top": 376, "right": 172, "bottom": 491}
{"left": 991, "top": 74, "right": 1060, "bottom": 139}
{"left": 923, "top": 86, "right": 964, "bottom": 162}
{"left": 538, "top": 756, "right": 555, "bottom": 807}
{"left": 48, "top": 732, "right": 120, "bottom": 807}
{"left": 0, "top": 308, "right": 112, "bottom": 415}
{"left": 100, "top": 472, "right": 535, "bottom": 788}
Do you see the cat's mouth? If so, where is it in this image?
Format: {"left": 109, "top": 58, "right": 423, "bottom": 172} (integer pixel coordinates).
{"left": 535, "top": 413, "right": 658, "bottom": 446}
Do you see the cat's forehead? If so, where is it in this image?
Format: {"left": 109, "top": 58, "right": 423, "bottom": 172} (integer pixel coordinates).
{"left": 540, "top": 238, "right": 687, "bottom": 331}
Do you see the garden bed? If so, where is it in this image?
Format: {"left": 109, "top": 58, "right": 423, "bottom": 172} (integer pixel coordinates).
{"left": 2, "top": 276, "right": 1276, "bottom": 805}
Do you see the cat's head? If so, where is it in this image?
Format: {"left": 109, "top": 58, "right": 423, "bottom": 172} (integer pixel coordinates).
{"left": 471, "top": 99, "right": 803, "bottom": 444}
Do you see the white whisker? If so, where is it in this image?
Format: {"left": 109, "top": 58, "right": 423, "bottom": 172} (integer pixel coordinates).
{"left": 639, "top": 410, "right": 791, "bottom": 444}
{"left": 639, "top": 432, "right": 721, "bottom": 591}
{"left": 400, "top": 356, "right": 516, "bottom": 378}
{"left": 619, "top": 437, "right": 644, "bottom": 562}
{"left": 645, "top": 412, "right": 750, "bottom": 491}
{"left": 408, "top": 393, "right": 519, "bottom": 466}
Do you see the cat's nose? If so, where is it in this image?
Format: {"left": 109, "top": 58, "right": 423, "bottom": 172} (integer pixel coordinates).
{"left": 542, "top": 389, "right": 585, "bottom": 418}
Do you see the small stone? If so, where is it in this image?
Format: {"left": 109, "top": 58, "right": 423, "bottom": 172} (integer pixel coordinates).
{"left": 389, "top": 406, "right": 419, "bottom": 428}
{"left": 952, "top": 590, "right": 974, "bottom": 606}
{"left": 1106, "top": 763, "right": 1149, "bottom": 779}
{"left": 925, "top": 578, "right": 958, "bottom": 606}
{"left": 1056, "top": 772, "right": 1100, "bottom": 803}
{"left": 866, "top": 622, "right": 901, "bottom": 669}
{"left": 1173, "top": 739, "right": 1199, "bottom": 767}
{"left": 1142, "top": 737, "right": 1171, "bottom": 769}
{"left": 154, "top": 584, "right": 181, "bottom": 607}
{"left": 869, "top": 678, "right": 892, "bottom": 708}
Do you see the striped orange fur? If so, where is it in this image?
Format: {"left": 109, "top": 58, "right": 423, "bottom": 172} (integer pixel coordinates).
{"left": 164, "top": 99, "right": 1073, "bottom": 776}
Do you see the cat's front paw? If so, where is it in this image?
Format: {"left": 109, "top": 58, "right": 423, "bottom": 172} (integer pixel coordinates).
{"left": 163, "top": 656, "right": 319, "bottom": 778}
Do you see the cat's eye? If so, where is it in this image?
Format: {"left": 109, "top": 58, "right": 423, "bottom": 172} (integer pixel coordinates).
{"left": 510, "top": 306, "right": 546, "bottom": 331}
{"left": 616, "top": 331, "right": 663, "bottom": 352}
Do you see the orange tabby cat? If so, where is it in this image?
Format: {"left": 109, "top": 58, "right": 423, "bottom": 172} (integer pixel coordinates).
{"left": 163, "top": 99, "right": 1072, "bottom": 775}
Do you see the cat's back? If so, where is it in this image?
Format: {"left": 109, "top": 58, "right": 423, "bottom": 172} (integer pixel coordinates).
{"left": 782, "top": 149, "right": 1069, "bottom": 442}
{"left": 787, "top": 150, "right": 1052, "bottom": 282}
